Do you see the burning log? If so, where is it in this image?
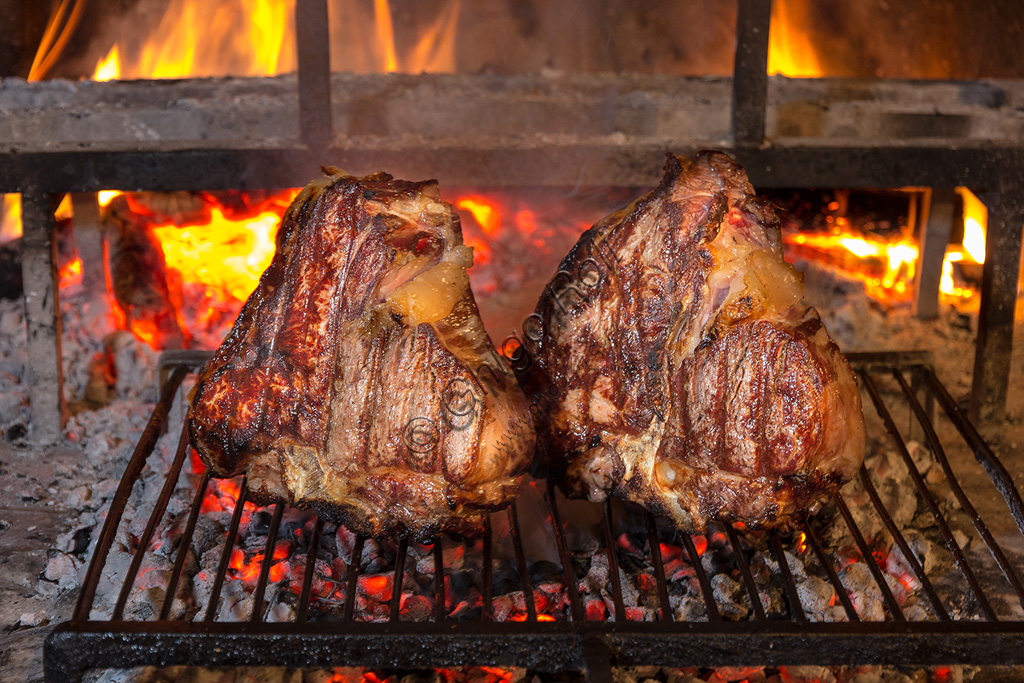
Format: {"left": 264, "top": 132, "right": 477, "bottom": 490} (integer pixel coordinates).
{"left": 102, "top": 194, "right": 186, "bottom": 350}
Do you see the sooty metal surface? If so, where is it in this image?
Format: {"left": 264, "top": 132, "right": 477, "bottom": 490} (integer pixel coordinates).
{"left": 44, "top": 351, "right": 1024, "bottom": 682}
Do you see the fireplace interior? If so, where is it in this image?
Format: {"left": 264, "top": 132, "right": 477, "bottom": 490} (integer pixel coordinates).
{"left": 2, "top": 0, "right": 1024, "bottom": 681}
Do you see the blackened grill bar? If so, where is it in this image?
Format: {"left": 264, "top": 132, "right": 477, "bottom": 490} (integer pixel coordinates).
{"left": 44, "top": 352, "right": 1024, "bottom": 681}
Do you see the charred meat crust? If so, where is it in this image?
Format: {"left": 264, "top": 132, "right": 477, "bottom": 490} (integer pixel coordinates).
{"left": 188, "top": 169, "right": 536, "bottom": 540}
{"left": 525, "top": 151, "right": 865, "bottom": 532}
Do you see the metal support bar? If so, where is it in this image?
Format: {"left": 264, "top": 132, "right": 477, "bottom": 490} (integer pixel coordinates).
{"left": 732, "top": 0, "right": 772, "bottom": 147}
{"left": 20, "top": 191, "right": 65, "bottom": 444}
{"left": 295, "top": 0, "right": 333, "bottom": 149}
{"left": 913, "top": 188, "right": 956, "bottom": 320}
{"left": 971, "top": 189, "right": 1024, "bottom": 421}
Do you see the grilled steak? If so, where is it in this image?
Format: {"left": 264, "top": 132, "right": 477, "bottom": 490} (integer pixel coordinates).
{"left": 522, "top": 152, "right": 865, "bottom": 531}
{"left": 188, "top": 169, "right": 535, "bottom": 540}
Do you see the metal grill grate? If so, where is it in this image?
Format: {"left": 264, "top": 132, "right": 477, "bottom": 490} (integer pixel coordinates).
{"left": 44, "top": 351, "right": 1024, "bottom": 682}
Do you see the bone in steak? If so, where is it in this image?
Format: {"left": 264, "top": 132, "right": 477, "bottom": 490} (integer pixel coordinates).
{"left": 522, "top": 151, "right": 865, "bottom": 532}
{"left": 188, "top": 170, "right": 535, "bottom": 540}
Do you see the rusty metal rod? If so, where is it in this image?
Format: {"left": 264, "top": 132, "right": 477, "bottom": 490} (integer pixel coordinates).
{"left": 74, "top": 366, "right": 187, "bottom": 622}
{"left": 861, "top": 371, "right": 997, "bottom": 620}
{"left": 681, "top": 532, "right": 721, "bottom": 623}
{"left": 834, "top": 494, "right": 906, "bottom": 622}
{"left": 802, "top": 521, "right": 860, "bottom": 622}
{"left": 113, "top": 422, "right": 191, "bottom": 620}
{"left": 296, "top": 518, "right": 324, "bottom": 623}
{"left": 250, "top": 503, "right": 285, "bottom": 623}
{"left": 725, "top": 524, "right": 767, "bottom": 621}
{"left": 389, "top": 537, "right": 409, "bottom": 622}
{"left": 894, "top": 369, "right": 1024, "bottom": 611}
{"left": 508, "top": 501, "right": 539, "bottom": 621}
{"left": 204, "top": 479, "right": 249, "bottom": 622}
{"left": 343, "top": 535, "right": 365, "bottom": 622}
{"left": 433, "top": 539, "right": 446, "bottom": 623}
{"left": 159, "top": 470, "right": 212, "bottom": 621}
{"left": 602, "top": 499, "right": 628, "bottom": 621}
{"left": 547, "top": 481, "right": 584, "bottom": 621}
{"left": 858, "top": 468, "right": 950, "bottom": 620}
{"left": 768, "top": 531, "right": 807, "bottom": 623}
{"left": 645, "top": 513, "right": 673, "bottom": 622}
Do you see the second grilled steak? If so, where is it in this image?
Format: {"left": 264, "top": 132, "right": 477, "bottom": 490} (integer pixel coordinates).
{"left": 522, "top": 152, "right": 865, "bottom": 532}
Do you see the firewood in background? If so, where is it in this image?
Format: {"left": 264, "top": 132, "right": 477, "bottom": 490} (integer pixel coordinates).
{"left": 102, "top": 194, "right": 185, "bottom": 349}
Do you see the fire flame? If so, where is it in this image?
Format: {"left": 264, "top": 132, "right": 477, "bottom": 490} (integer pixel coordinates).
{"left": 369, "top": 0, "right": 460, "bottom": 73}
{"left": 91, "top": 0, "right": 295, "bottom": 80}
{"left": 767, "top": 0, "right": 822, "bottom": 77}
{"left": 939, "top": 188, "right": 987, "bottom": 303}
{"left": 1, "top": 195, "right": 21, "bottom": 244}
{"left": 786, "top": 230, "right": 919, "bottom": 301}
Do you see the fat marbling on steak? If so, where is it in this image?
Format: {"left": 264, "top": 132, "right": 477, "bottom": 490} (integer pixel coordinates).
{"left": 188, "top": 169, "right": 535, "bottom": 540}
{"left": 522, "top": 151, "right": 865, "bottom": 531}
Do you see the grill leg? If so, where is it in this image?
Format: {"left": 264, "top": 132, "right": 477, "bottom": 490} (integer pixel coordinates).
{"left": 583, "top": 636, "right": 613, "bottom": 683}
{"left": 21, "top": 191, "right": 66, "bottom": 444}
{"left": 913, "top": 188, "right": 956, "bottom": 320}
{"left": 971, "top": 189, "right": 1024, "bottom": 422}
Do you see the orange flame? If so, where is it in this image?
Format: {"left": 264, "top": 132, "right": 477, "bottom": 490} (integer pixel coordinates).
{"left": 939, "top": 188, "right": 986, "bottom": 303}
{"left": 59, "top": 257, "right": 83, "bottom": 289}
{"left": 93, "top": 45, "right": 120, "bottom": 81}
{"left": 369, "top": 0, "right": 460, "bottom": 73}
{"left": 150, "top": 203, "right": 284, "bottom": 303}
{"left": 92, "top": 0, "right": 295, "bottom": 81}
{"left": 786, "top": 230, "right": 919, "bottom": 301}
{"left": 767, "top": 0, "right": 822, "bottom": 77}
{"left": 1, "top": 195, "right": 21, "bottom": 244}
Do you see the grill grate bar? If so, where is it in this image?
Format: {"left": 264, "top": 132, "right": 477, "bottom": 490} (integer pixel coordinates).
{"left": 547, "top": 481, "right": 584, "bottom": 621}
{"left": 645, "top": 513, "right": 673, "bottom": 622}
{"left": 250, "top": 503, "right": 285, "bottom": 623}
{"left": 159, "top": 470, "right": 211, "bottom": 621}
{"left": 112, "top": 422, "right": 190, "bottom": 621}
{"left": 834, "top": 493, "right": 906, "bottom": 621}
{"left": 73, "top": 366, "right": 187, "bottom": 622}
{"left": 343, "top": 535, "right": 365, "bottom": 622}
{"left": 858, "top": 468, "right": 950, "bottom": 620}
{"left": 602, "top": 499, "right": 628, "bottom": 620}
{"left": 768, "top": 531, "right": 807, "bottom": 622}
{"left": 482, "top": 515, "right": 493, "bottom": 621}
{"left": 390, "top": 537, "right": 409, "bottom": 622}
{"left": 433, "top": 539, "right": 445, "bottom": 622}
{"left": 861, "top": 371, "right": 998, "bottom": 620}
{"left": 507, "top": 501, "right": 538, "bottom": 621}
{"left": 203, "top": 479, "right": 248, "bottom": 622}
{"left": 893, "top": 370, "right": 1024, "bottom": 610}
{"left": 922, "top": 366, "right": 1024, "bottom": 537}
{"left": 48, "top": 354, "right": 1024, "bottom": 680}
{"left": 802, "top": 521, "right": 860, "bottom": 622}
{"left": 725, "top": 523, "right": 767, "bottom": 621}
{"left": 681, "top": 531, "right": 721, "bottom": 623}
{"left": 296, "top": 518, "right": 324, "bottom": 623}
